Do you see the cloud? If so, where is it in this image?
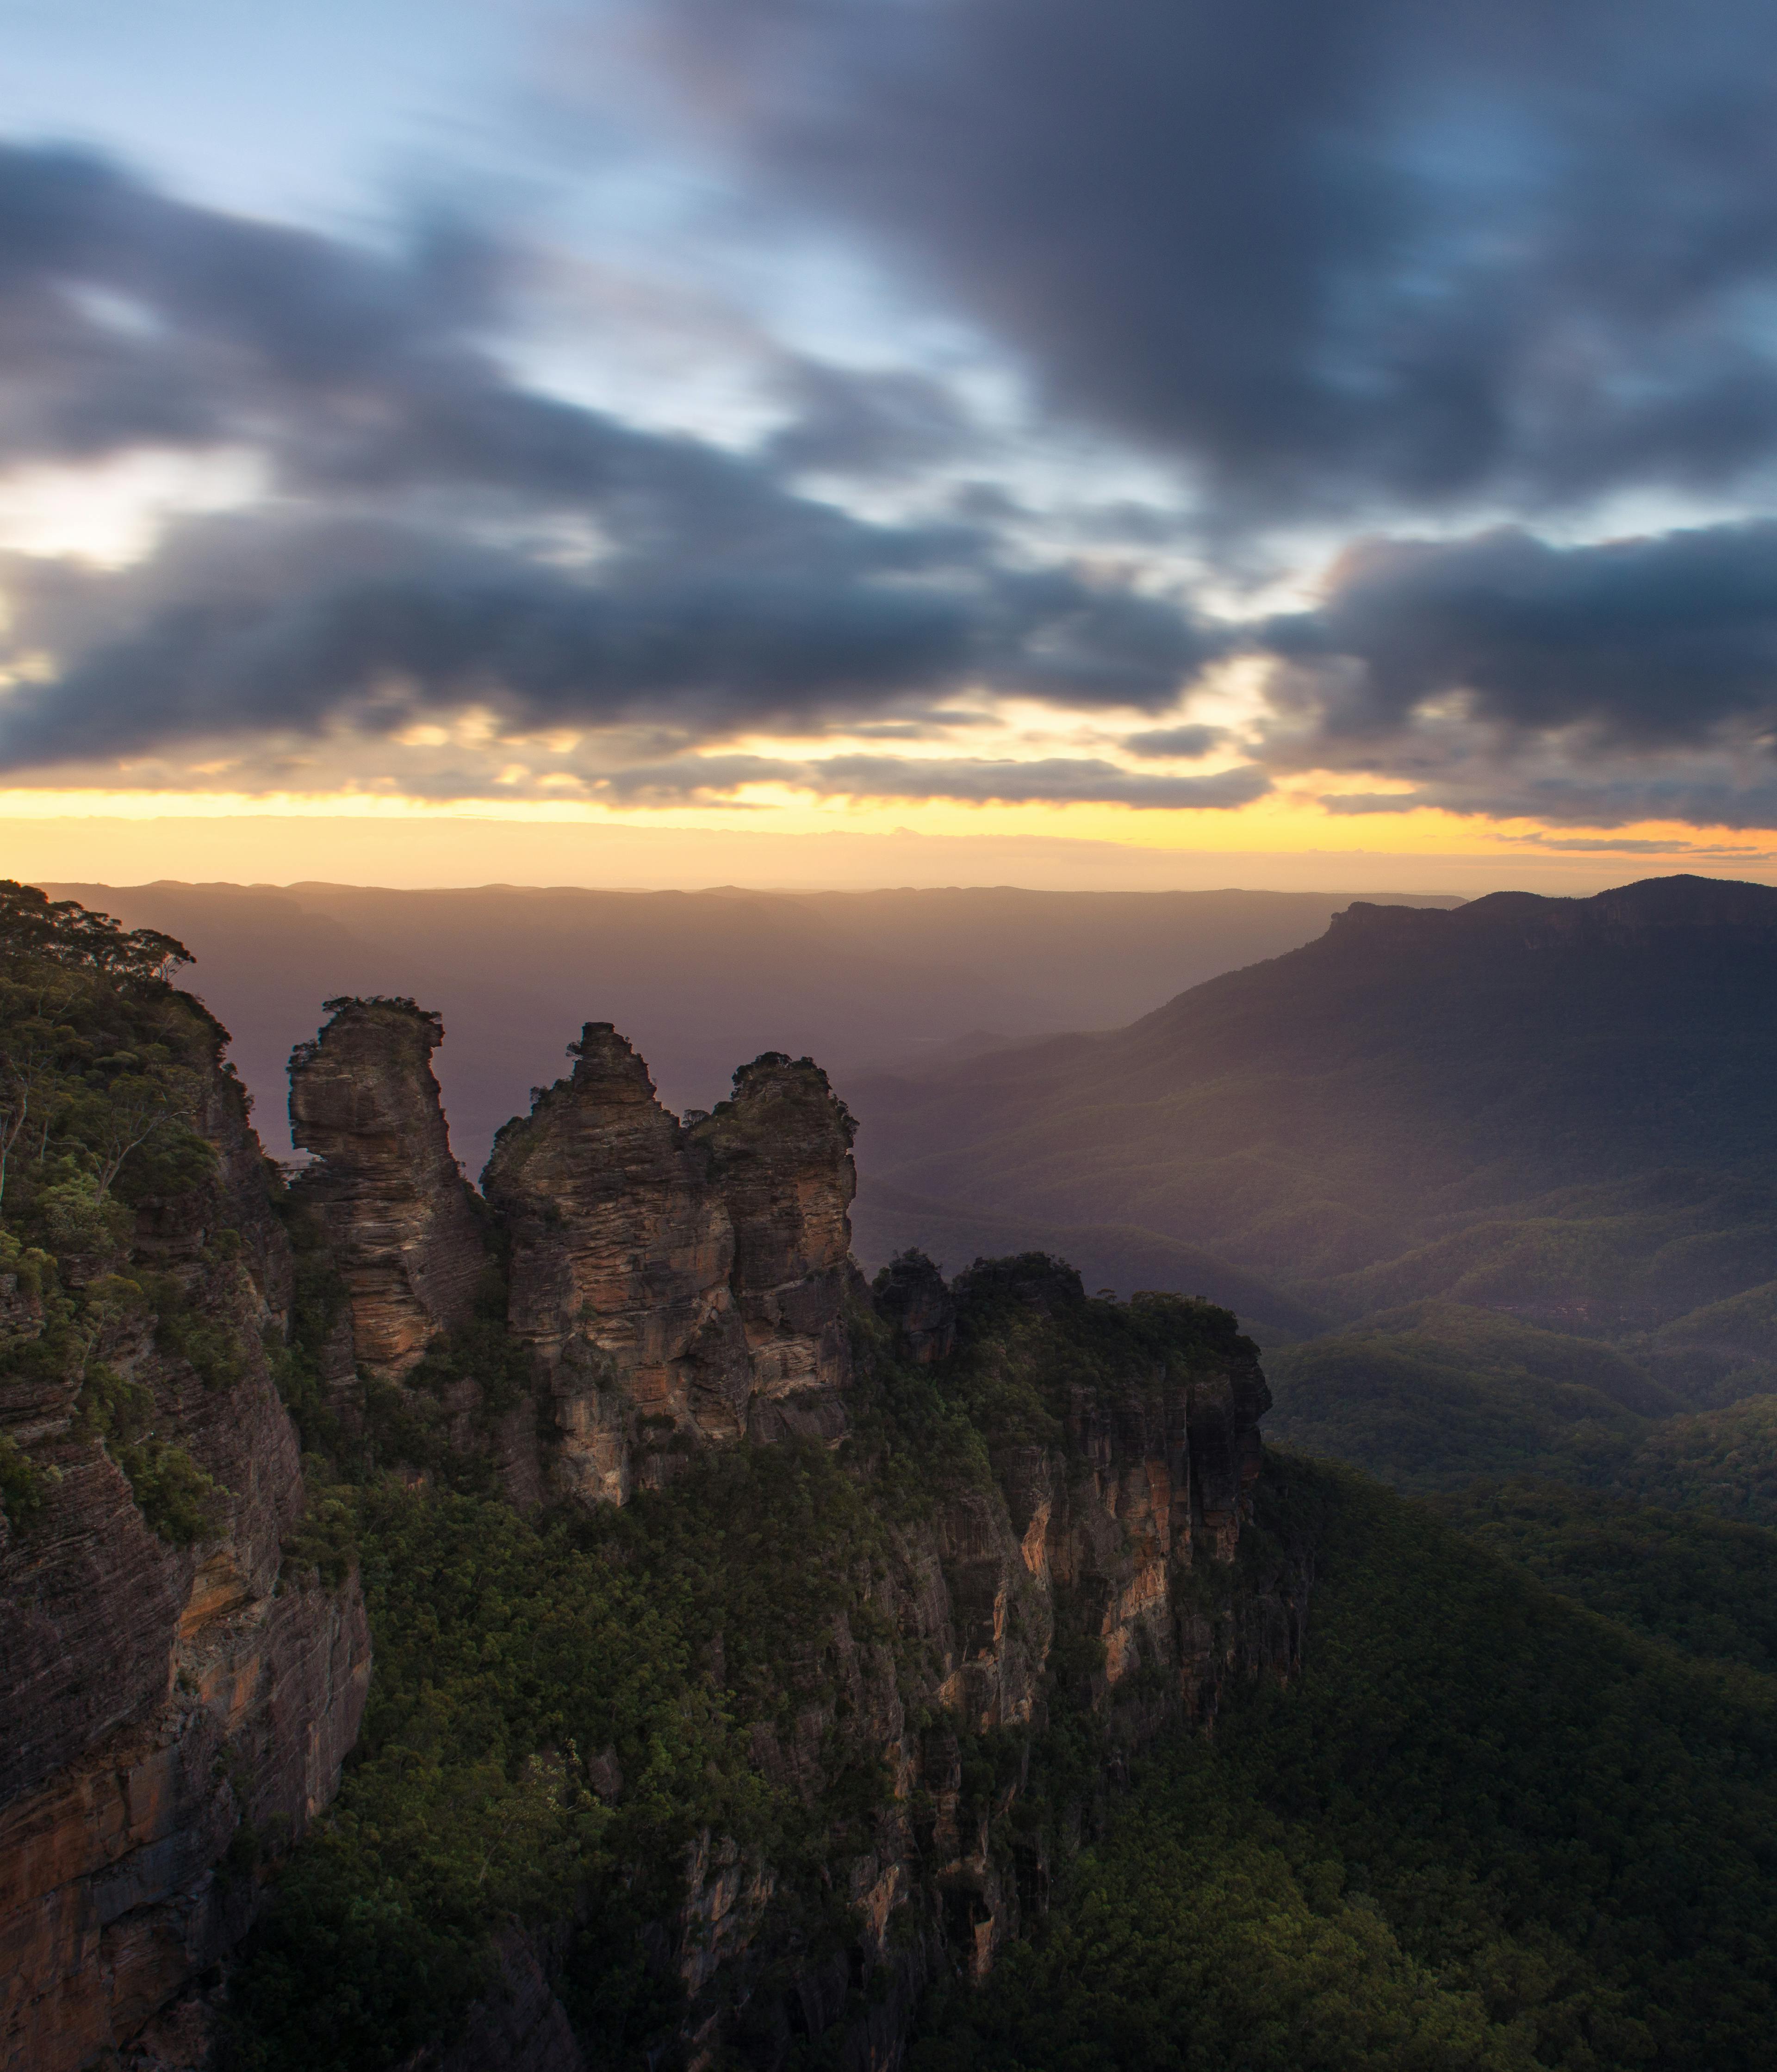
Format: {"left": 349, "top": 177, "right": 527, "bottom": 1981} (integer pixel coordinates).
{"left": 1238, "top": 517, "right": 1777, "bottom": 822}
{"left": 640, "top": 0, "right": 1777, "bottom": 521}
{"left": 1318, "top": 793, "right": 1425, "bottom": 816}
{"left": 797, "top": 754, "right": 1269, "bottom": 809}
{"left": 0, "top": 143, "right": 1228, "bottom": 774}
{"left": 764, "top": 360, "right": 979, "bottom": 478}
{"left": 1501, "top": 835, "right": 1775, "bottom": 855}
{"left": 1268, "top": 521, "right": 1777, "bottom": 749}
{"left": 573, "top": 751, "right": 1271, "bottom": 810}
{"left": 13, "top": 68, "right": 1777, "bottom": 839}
{"left": 1125, "top": 723, "right": 1225, "bottom": 760}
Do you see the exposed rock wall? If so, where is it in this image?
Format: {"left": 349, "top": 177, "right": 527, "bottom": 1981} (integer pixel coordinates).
{"left": 649, "top": 1266, "right": 1294, "bottom": 2068}
{"left": 693, "top": 1054, "right": 858, "bottom": 1437}
{"left": 267, "top": 1009, "right": 1287, "bottom": 2070}
{"left": 479, "top": 1029, "right": 860, "bottom": 1500}
{"left": 0, "top": 1030, "right": 371, "bottom": 2072}
{"left": 288, "top": 997, "right": 487, "bottom": 1377}
{"left": 481, "top": 1023, "right": 751, "bottom": 1502}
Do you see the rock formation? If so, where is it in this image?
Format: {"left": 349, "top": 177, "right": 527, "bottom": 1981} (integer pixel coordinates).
{"left": 0, "top": 1017, "right": 370, "bottom": 2072}
{"left": 481, "top": 1023, "right": 752, "bottom": 1502}
{"left": 477, "top": 1029, "right": 864, "bottom": 1500}
{"left": 0, "top": 906, "right": 1285, "bottom": 2072}
{"left": 453, "top": 1256, "right": 1289, "bottom": 2066}
{"left": 692, "top": 1053, "right": 858, "bottom": 1437}
{"left": 288, "top": 997, "right": 487, "bottom": 1377}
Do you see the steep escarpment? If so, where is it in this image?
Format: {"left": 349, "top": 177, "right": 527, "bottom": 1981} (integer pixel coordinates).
{"left": 288, "top": 996, "right": 487, "bottom": 1378}
{"left": 0, "top": 886, "right": 369, "bottom": 2072}
{"left": 227, "top": 1212, "right": 1292, "bottom": 2072}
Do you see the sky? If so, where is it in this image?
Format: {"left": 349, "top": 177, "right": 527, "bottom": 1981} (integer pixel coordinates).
{"left": 6, "top": 0, "right": 1777, "bottom": 891}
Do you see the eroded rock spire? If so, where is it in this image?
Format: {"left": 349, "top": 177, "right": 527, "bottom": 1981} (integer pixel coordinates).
{"left": 287, "top": 996, "right": 486, "bottom": 1376}
{"left": 692, "top": 1052, "right": 858, "bottom": 1437}
{"left": 480, "top": 1022, "right": 751, "bottom": 1501}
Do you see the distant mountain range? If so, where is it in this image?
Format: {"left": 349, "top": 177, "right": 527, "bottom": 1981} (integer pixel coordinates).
{"left": 39, "top": 880, "right": 1459, "bottom": 1171}
{"left": 850, "top": 874, "right": 1777, "bottom": 1489}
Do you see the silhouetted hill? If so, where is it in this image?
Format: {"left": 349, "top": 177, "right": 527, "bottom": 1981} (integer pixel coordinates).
{"left": 857, "top": 875, "right": 1777, "bottom": 1312}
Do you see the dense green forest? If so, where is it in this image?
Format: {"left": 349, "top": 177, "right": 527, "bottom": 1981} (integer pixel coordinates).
{"left": 227, "top": 1436, "right": 1777, "bottom": 2072}
{"left": 913, "top": 1459, "right": 1777, "bottom": 2072}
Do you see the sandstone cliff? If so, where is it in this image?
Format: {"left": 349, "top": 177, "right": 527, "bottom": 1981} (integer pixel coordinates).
{"left": 692, "top": 1052, "right": 858, "bottom": 1439}
{"left": 413, "top": 1251, "right": 1289, "bottom": 2072}
{"left": 662, "top": 1256, "right": 1289, "bottom": 2066}
{"left": 1, "top": 906, "right": 1293, "bottom": 2072}
{"left": 288, "top": 997, "right": 487, "bottom": 1378}
{"left": 479, "top": 1028, "right": 860, "bottom": 1501}
{"left": 224, "top": 1009, "right": 1286, "bottom": 2072}
{"left": 480, "top": 1022, "right": 751, "bottom": 1502}
{"left": 0, "top": 994, "right": 370, "bottom": 2072}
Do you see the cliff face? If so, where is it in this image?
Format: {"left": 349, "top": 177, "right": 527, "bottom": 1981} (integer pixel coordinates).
{"left": 692, "top": 1054, "right": 858, "bottom": 1439}
{"left": 435, "top": 1257, "right": 1289, "bottom": 2072}
{"left": 480, "top": 1023, "right": 750, "bottom": 1503}
{"left": 479, "top": 1028, "right": 859, "bottom": 1502}
{"left": 256, "top": 1006, "right": 1282, "bottom": 2072}
{"left": 0, "top": 1014, "right": 370, "bottom": 2072}
{"left": 1, "top": 907, "right": 1291, "bottom": 2072}
{"left": 288, "top": 998, "right": 487, "bottom": 1377}
{"left": 699, "top": 1261, "right": 1289, "bottom": 2061}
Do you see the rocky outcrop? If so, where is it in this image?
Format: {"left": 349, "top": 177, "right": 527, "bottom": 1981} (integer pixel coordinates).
{"left": 0, "top": 1574, "right": 368, "bottom": 2072}
{"left": 265, "top": 1006, "right": 1282, "bottom": 2070}
{"left": 0, "top": 1017, "right": 371, "bottom": 2072}
{"left": 692, "top": 1054, "right": 858, "bottom": 1438}
{"left": 481, "top": 1024, "right": 751, "bottom": 1502}
{"left": 288, "top": 998, "right": 487, "bottom": 1377}
{"left": 480, "top": 1030, "right": 861, "bottom": 1501}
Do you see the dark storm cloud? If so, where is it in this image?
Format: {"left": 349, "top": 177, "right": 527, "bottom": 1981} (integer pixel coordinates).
{"left": 0, "top": 144, "right": 1227, "bottom": 774}
{"left": 1267, "top": 521, "right": 1777, "bottom": 749}
{"left": 1247, "top": 519, "right": 1777, "bottom": 822}
{"left": 648, "top": 0, "right": 1777, "bottom": 517}
{"left": 0, "top": 143, "right": 503, "bottom": 465}
{"left": 0, "top": 511, "right": 1221, "bottom": 769}
{"left": 764, "top": 361, "right": 978, "bottom": 477}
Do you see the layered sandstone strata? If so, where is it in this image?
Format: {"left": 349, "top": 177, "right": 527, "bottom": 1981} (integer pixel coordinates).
{"left": 480, "top": 1023, "right": 752, "bottom": 1501}
{"left": 692, "top": 1053, "right": 858, "bottom": 1435}
{"left": 288, "top": 997, "right": 486, "bottom": 1376}
{"left": 0, "top": 1023, "right": 370, "bottom": 2072}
